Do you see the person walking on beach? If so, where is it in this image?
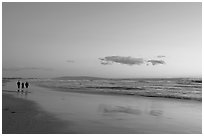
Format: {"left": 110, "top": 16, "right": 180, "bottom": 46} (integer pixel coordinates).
{"left": 25, "top": 82, "right": 29, "bottom": 88}
{"left": 21, "top": 82, "right": 25, "bottom": 92}
{"left": 25, "top": 82, "right": 29, "bottom": 92}
{"left": 17, "top": 80, "right": 21, "bottom": 92}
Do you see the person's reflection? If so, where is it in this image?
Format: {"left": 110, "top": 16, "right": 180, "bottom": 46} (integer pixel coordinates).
{"left": 15, "top": 90, "right": 28, "bottom": 99}
{"left": 16, "top": 91, "right": 20, "bottom": 98}
{"left": 23, "top": 91, "right": 28, "bottom": 99}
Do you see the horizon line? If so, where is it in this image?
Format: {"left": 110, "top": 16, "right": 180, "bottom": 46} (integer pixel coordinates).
{"left": 2, "top": 76, "right": 202, "bottom": 79}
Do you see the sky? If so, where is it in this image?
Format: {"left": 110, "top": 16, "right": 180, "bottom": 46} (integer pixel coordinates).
{"left": 2, "top": 2, "right": 202, "bottom": 78}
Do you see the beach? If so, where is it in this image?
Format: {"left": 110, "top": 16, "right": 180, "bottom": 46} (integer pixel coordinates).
{"left": 2, "top": 79, "right": 202, "bottom": 134}
{"left": 2, "top": 93, "right": 74, "bottom": 134}
{"left": 3, "top": 2, "right": 201, "bottom": 134}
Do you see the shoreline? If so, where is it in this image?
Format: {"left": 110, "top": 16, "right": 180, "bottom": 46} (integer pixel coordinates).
{"left": 2, "top": 93, "right": 72, "bottom": 134}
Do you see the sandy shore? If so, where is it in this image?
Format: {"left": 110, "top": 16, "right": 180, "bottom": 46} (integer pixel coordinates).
{"left": 2, "top": 80, "right": 202, "bottom": 134}
{"left": 2, "top": 93, "right": 72, "bottom": 134}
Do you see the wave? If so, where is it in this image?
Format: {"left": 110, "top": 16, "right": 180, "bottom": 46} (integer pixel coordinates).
{"left": 32, "top": 78, "right": 202, "bottom": 101}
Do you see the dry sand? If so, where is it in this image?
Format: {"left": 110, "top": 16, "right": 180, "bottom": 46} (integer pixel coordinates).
{"left": 2, "top": 93, "right": 72, "bottom": 134}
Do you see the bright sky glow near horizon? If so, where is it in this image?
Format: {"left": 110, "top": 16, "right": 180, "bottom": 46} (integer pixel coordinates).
{"left": 2, "top": 2, "right": 202, "bottom": 78}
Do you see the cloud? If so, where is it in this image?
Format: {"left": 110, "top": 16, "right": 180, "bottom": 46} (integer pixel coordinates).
{"left": 66, "top": 60, "right": 75, "bottom": 63}
{"left": 3, "top": 67, "right": 53, "bottom": 72}
{"left": 157, "top": 55, "right": 166, "bottom": 58}
{"left": 147, "top": 60, "right": 166, "bottom": 65}
{"left": 99, "top": 56, "right": 145, "bottom": 66}
{"left": 99, "top": 56, "right": 166, "bottom": 66}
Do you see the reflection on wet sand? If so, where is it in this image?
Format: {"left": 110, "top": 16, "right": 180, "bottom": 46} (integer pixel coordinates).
{"left": 149, "top": 100, "right": 163, "bottom": 117}
{"left": 15, "top": 91, "right": 29, "bottom": 100}
{"left": 98, "top": 104, "right": 163, "bottom": 117}
{"left": 149, "top": 110, "right": 163, "bottom": 116}
{"left": 98, "top": 104, "right": 142, "bottom": 115}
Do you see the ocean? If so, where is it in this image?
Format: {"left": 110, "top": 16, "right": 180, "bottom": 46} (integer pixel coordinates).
{"left": 32, "top": 78, "right": 202, "bottom": 101}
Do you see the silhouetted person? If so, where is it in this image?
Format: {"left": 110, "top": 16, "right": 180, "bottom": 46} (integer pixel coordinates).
{"left": 25, "top": 82, "right": 29, "bottom": 93}
{"left": 25, "top": 82, "right": 29, "bottom": 88}
{"left": 21, "top": 82, "right": 24, "bottom": 92}
{"left": 17, "top": 80, "right": 21, "bottom": 92}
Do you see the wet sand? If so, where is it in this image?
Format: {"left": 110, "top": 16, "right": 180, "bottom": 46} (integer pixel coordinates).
{"left": 2, "top": 81, "right": 202, "bottom": 134}
{"left": 2, "top": 93, "right": 73, "bottom": 134}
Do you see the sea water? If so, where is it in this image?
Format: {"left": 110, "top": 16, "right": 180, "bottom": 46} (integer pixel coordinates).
{"left": 33, "top": 78, "right": 202, "bottom": 101}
